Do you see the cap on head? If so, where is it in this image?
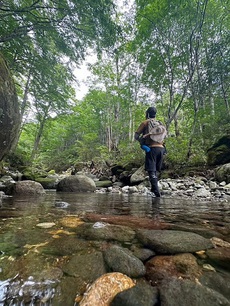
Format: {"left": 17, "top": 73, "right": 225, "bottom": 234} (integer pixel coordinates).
{"left": 146, "top": 106, "right": 157, "bottom": 118}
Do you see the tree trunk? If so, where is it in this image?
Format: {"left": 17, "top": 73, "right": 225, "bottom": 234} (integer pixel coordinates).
{"left": 0, "top": 53, "right": 21, "bottom": 161}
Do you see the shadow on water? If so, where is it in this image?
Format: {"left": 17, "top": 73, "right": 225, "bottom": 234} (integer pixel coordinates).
{"left": 0, "top": 190, "right": 229, "bottom": 305}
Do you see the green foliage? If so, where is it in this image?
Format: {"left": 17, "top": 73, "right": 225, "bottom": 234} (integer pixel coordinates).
{"left": 9, "top": 0, "right": 230, "bottom": 172}
{"left": 165, "top": 136, "right": 206, "bottom": 168}
{"left": 114, "top": 141, "right": 145, "bottom": 166}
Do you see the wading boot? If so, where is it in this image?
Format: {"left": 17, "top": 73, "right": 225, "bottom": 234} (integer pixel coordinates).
{"left": 150, "top": 177, "right": 161, "bottom": 198}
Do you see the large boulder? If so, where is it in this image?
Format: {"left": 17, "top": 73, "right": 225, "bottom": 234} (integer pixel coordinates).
{"left": 56, "top": 174, "right": 96, "bottom": 192}
{"left": 215, "top": 163, "right": 230, "bottom": 184}
{"left": 0, "top": 54, "right": 21, "bottom": 161}
{"left": 12, "top": 180, "right": 46, "bottom": 196}
{"left": 207, "top": 136, "right": 230, "bottom": 166}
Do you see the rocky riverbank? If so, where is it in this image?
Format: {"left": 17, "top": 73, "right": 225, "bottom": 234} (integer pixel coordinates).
{"left": 1, "top": 162, "right": 230, "bottom": 202}
{"left": 96, "top": 175, "right": 230, "bottom": 202}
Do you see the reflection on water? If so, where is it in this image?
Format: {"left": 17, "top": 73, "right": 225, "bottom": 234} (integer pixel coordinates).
{"left": 3, "top": 190, "right": 229, "bottom": 226}
{"left": 0, "top": 190, "right": 229, "bottom": 305}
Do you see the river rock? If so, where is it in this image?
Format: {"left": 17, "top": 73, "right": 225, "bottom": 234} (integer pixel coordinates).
{"left": 12, "top": 180, "right": 46, "bottom": 195}
{"left": 136, "top": 229, "right": 214, "bottom": 254}
{"left": 111, "top": 281, "right": 158, "bottom": 306}
{"left": 215, "top": 163, "right": 230, "bottom": 184}
{"left": 193, "top": 187, "right": 212, "bottom": 198}
{"left": 206, "top": 247, "right": 230, "bottom": 270}
{"left": 59, "top": 216, "right": 84, "bottom": 228}
{"left": 145, "top": 253, "right": 202, "bottom": 285}
{"left": 130, "top": 165, "right": 146, "bottom": 184}
{"left": 103, "top": 245, "right": 146, "bottom": 278}
{"left": 95, "top": 180, "right": 113, "bottom": 188}
{"left": 131, "top": 246, "right": 155, "bottom": 262}
{"left": 79, "top": 272, "right": 135, "bottom": 306}
{"left": 159, "top": 277, "right": 230, "bottom": 306}
{"left": 210, "top": 237, "right": 230, "bottom": 248}
{"left": 62, "top": 251, "right": 107, "bottom": 282}
{"left": 41, "top": 236, "right": 91, "bottom": 256}
{"left": 168, "top": 224, "right": 224, "bottom": 239}
{"left": 199, "top": 271, "right": 230, "bottom": 301}
{"left": 36, "top": 222, "right": 55, "bottom": 229}
{"left": 75, "top": 222, "right": 136, "bottom": 242}
{"left": 56, "top": 174, "right": 96, "bottom": 192}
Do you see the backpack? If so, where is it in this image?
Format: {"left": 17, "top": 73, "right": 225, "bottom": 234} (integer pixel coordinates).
{"left": 146, "top": 119, "right": 167, "bottom": 143}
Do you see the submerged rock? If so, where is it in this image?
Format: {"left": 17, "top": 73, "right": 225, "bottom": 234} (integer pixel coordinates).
{"left": 79, "top": 272, "right": 135, "bottom": 306}
{"left": 75, "top": 222, "right": 136, "bottom": 242}
{"left": 111, "top": 281, "right": 158, "bottom": 306}
{"left": 159, "top": 277, "right": 230, "bottom": 306}
{"left": 206, "top": 247, "right": 230, "bottom": 270}
{"left": 103, "top": 245, "right": 146, "bottom": 278}
{"left": 59, "top": 216, "right": 84, "bottom": 228}
{"left": 199, "top": 271, "right": 230, "bottom": 301}
{"left": 62, "top": 251, "right": 107, "bottom": 282}
{"left": 136, "top": 229, "right": 214, "bottom": 254}
{"left": 36, "top": 222, "right": 55, "bottom": 229}
{"left": 145, "top": 253, "right": 202, "bottom": 285}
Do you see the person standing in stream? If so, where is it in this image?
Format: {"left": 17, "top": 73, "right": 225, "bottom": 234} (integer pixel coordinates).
{"left": 134, "top": 106, "right": 167, "bottom": 197}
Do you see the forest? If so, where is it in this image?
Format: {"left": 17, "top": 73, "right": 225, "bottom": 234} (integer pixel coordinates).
{"left": 0, "top": 0, "right": 229, "bottom": 173}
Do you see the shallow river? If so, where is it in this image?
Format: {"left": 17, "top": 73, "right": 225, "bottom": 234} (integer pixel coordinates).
{"left": 0, "top": 191, "right": 229, "bottom": 305}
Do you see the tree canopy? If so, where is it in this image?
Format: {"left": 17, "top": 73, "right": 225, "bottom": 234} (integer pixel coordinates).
{"left": 1, "top": 0, "right": 229, "bottom": 170}
{"left": 0, "top": 0, "right": 118, "bottom": 116}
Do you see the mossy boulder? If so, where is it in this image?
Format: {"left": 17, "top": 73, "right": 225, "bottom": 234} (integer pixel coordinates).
{"left": 95, "top": 180, "right": 113, "bottom": 188}
{"left": 215, "top": 163, "right": 230, "bottom": 184}
{"left": 207, "top": 136, "right": 230, "bottom": 166}
{"left": 35, "top": 177, "right": 58, "bottom": 189}
{"left": 21, "top": 167, "right": 48, "bottom": 180}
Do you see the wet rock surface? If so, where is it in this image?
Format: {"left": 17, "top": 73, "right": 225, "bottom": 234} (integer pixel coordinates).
{"left": 206, "top": 247, "right": 230, "bottom": 270}
{"left": 78, "top": 272, "right": 135, "bottom": 306}
{"left": 199, "top": 271, "right": 230, "bottom": 301}
{"left": 136, "top": 229, "right": 214, "bottom": 254}
{"left": 110, "top": 281, "right": 158, "bottom": 306}
{"left": 159, "top": 277, "right": 230, "bottom": 306}
{"left": 145, "top": 253, "right": 202, "bottom": 285}
{"left": 75, "top": 222, "right": 136, "bottom": 242}
{"left": 104, "top": 245, "right": 146, "bottom": 278}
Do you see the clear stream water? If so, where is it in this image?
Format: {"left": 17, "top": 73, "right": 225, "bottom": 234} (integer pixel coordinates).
{"left": 0, "top": 190, "right": 229, "bottom": 305}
